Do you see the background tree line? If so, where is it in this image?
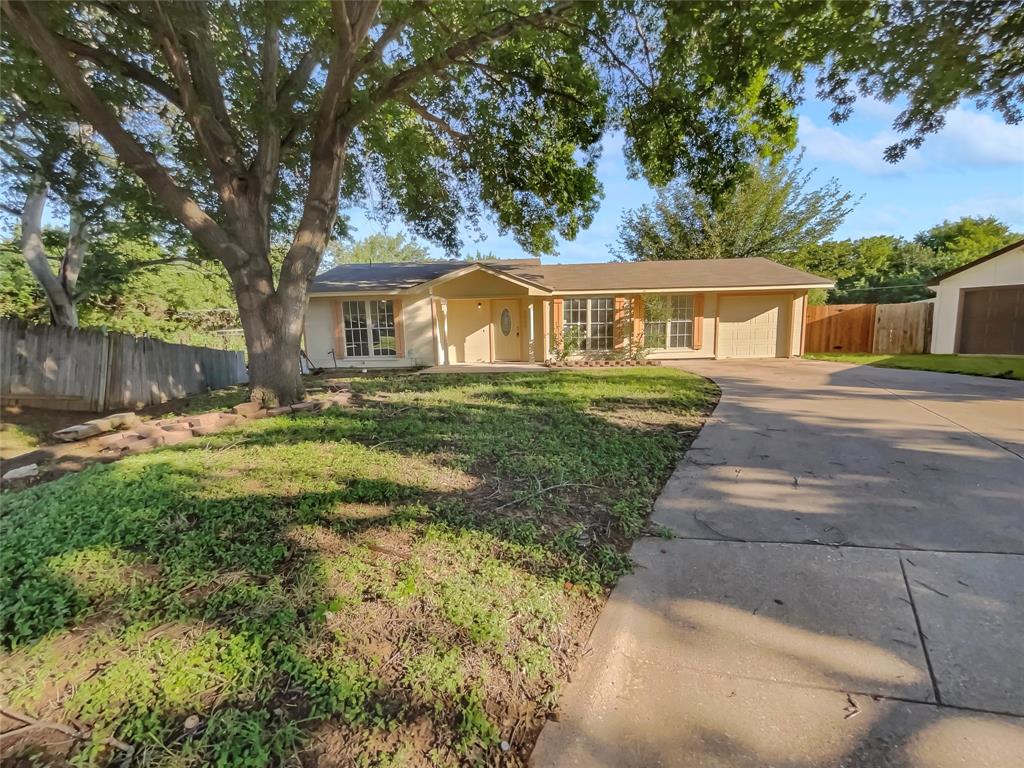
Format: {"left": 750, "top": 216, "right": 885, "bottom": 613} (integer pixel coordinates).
{"left": 615, "top": 151, "right": 1022, "bottom": 304}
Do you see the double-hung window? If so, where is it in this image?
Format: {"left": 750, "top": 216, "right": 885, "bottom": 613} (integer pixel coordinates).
{"left": 342, "top": 299, "right": 398, "bottom": 357}
{"left": 562, "top": 297, "right": 615, "bottom": 352}
{"left": 645, "top": 295, "right": 695, "bottom": 349}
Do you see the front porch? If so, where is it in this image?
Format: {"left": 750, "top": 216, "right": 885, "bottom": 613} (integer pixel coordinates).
{"left": 429, "top": 268, "right": 552, "bottom": 365}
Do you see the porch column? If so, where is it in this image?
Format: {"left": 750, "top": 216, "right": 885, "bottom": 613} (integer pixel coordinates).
{"left": 541, "top": 299, "right": 552, "bottom": 361}
{"left": 527, "top": 301, "right": 536, "bottom": 361}
{"left": 432, "top": 296, "right": 449, "bottom": 365}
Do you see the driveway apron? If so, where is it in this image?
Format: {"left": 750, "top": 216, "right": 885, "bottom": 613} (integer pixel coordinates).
{"left": 532, "top": 359, "right": 1024, "bottom": 767}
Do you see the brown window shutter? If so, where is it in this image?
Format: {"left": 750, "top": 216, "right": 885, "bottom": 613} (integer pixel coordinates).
{"left": 552, "top": 297, "right": 564, "bottom": 351}
{"left": 392, "top": 298, "right": 405, "bottom": 357}
{"left": 632, "top": 295, "right": 645, "bottom": 348}
{"left": 693, "top": 293, "right": 704, "bottom": 349}
{"left": 332, "top": 300, "right": 345, "bottom": 359}
{"left": 613, "top": 296, "right": 627, "bottom": 349}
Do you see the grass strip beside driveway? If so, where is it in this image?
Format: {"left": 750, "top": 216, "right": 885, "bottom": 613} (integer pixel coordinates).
{"left": 1, "top": 368, "right": 716, "bottom": 767}
{"left": 806, "top": 353, "right": 1024, "bottom": 380}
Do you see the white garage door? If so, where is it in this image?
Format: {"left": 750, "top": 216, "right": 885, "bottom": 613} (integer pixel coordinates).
{"left": 718, "top": 294, "right": 787, "bottom": 358}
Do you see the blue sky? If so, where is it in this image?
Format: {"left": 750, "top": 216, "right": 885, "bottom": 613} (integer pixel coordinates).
{"left": 347, "top": 93, "right": 1024, "bottom": 265}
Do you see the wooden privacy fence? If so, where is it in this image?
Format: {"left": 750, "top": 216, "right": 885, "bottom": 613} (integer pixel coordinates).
{"left": 1, "top": 318, "right": 248, "bottom": 412}
{"left": 804, "top": 302, "right": 933, "bottom": 354}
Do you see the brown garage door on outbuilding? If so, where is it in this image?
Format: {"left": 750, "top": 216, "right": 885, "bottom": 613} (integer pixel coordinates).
{"left": 957, "top": 285, "right": 1024, "bottom": 355}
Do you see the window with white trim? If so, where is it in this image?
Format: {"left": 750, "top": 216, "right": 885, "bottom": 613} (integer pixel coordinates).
{"left": 563, "top": 298, "right": 587, "bottom": 346}
{"left": 645, "top": 295, "right": 694, "bottom": 349}
{"left": 588, "top": 297, "right": 615, "bottom": 350}
{"left": 562, "top": 297, "right": 615, "bottom": 352}
{"left": 343, "top": 299, "right": 398, "bottom": 357}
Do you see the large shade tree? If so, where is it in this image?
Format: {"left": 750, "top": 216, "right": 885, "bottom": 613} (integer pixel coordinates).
{"left": 1, "top": 56, "right": 186, "bottom": 326}
{"left": 615, "top": 151, "right": 856, "bottom": 262}
{"left": 3, "top": 0, "right": 1022, "bottom": 404}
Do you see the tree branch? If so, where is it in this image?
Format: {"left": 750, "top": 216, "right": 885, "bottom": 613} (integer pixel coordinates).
{"left": 277, "top": 46, "right": 321, "bottom": 104}
{"left": 276, "top": 0, "right": 382, "bottom": 305}
{"left": 53, "top": 32, "right": 182, "bottom": 108}
{"left": 349, "top": 1, "right": 574, "bottom": 126}
{"left": 355, "top": 0, "right": 431, "bottom": 76}
{"left": 460, "top": 58, "right": 587, "bottom": 107}
{"left": 146, "top": 1, "right": 241, "bottom": 177}
{"left": 252, "top": 17, "right": 281, "bottom": 249}
{"left": 59, "top": 199, "right": 87, "bottom": 300}
{"left": 177, "top": 0, "right": 234, "bottom": 136}
{"left": 1, "top": 0, "right": 241, "bottom": 268}
{"left": 401, "top": 95, "right": 468, "bottom": 140}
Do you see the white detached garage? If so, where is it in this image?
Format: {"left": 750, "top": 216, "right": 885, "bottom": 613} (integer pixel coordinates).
{"left": 928, "top": 239, "right": 1024, "bottom": 356}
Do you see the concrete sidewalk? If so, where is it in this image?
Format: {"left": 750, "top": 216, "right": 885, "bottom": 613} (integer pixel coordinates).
{"left": 532, "top": 359, "right": 1024, "bottom": 767}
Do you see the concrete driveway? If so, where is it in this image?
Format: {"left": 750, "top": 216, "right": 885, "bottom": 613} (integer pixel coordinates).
{"left": 532, "top": 359, "right": 1024, "bottom": 767}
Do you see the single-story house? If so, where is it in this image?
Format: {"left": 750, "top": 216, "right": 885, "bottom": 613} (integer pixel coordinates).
{"left": 928, "top": 239, "right": 1024, "bottom": 355}
{"left": 303, "top": 257, "right": 833, "bottom": 368}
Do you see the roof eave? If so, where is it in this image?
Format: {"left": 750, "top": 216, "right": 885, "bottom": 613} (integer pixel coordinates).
{"left": 550, "top": 282, "right": 833, "bottom": 294}
{"left": 417, "top": 263, "right": 554, "bottom": 294}
{"left": 927, "top": 238, "right": 1024, "bottom": 285}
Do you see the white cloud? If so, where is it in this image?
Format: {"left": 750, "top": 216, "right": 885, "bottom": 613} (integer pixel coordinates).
{"left": 943, "top": 194, "right": 1024, "bottom": 228}
{"left": 852, "top": 96, "right": 902, "bottom": 122}
{"left": 799, "top": 116, "right": 913, "bottom": 175}
{"left": 935, "top": 110, "right": 1024, "bottom": 166}
{"left": 799, "top": 107, "right": 1024, "bottom": 176}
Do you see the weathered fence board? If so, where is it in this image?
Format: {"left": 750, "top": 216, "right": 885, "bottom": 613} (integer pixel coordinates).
{"left": 804, "top": 304, "right": 876, "bottom": 353}
{"left": 1, "top": 318, "right": 247, "bottom": 412}
{"left": 873, "top": 303, "right": 933, "bottom": 355}
{"left": 803, "top": 303, "right": 933, "bottom": 355}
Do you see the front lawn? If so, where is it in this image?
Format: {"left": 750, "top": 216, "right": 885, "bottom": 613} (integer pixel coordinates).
{"left": 806, "top": 353, "right": 1024, "bottom": 380}
{"left": 0, "top": 369, "right": 716, "bottom": 766}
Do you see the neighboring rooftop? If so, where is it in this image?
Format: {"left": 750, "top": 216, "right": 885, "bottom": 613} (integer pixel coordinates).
{"left": 310, "top": 256, "right": 832, "bottom": 294}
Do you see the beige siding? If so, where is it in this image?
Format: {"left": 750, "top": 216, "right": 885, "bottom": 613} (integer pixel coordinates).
{"left": 445, "top": 299, "right": 492, "bottom": 363}
{"left": 304, "top": 298, "right": 337, "bottom": 368}
{"left": 402, "top": 292, "right": 437, "bottom": 365}
{"left": 790, "top": 292, "right": 807, "bottom": 356}
{"left": 305, "top": 283, "right": 810, "bottom": 367}
{"left": 433, "top": 269, "right": 534, "bottom": 299}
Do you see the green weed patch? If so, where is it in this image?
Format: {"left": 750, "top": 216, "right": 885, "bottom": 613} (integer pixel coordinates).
{"left": 1, "top": 369, "right": 715, "bottom": 765}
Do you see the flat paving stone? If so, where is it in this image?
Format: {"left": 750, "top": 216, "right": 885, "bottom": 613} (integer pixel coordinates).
{"left": 533, "top": 670, "right": 1024, "bottom": 768}
{"left": 589, "top": 538, "right": 934, "bottom": 701}
{"left": 902, "top": 551, "right": 1024, "bottom": 716}
{"left": 653, "top": 360, "right": 1024, "bottom": 554}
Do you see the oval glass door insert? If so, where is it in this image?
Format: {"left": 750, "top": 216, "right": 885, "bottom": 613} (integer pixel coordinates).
{"left": 500, "top": 308, "right": 512, "bottom": 336}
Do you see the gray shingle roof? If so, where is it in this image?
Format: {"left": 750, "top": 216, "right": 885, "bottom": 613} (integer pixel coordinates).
{"left": 310, "top": 256, "right": 831, "bottom": 294}
{"left": 530, "top": 257, "right": 833, "bottom": 291}
{"left": 311, "top": 261, "right": 465, "bottom": 293}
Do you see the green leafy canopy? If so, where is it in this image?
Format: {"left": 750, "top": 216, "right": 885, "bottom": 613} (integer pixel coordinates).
{"left": 615, "top": 150, "right": 857, "bottom": 262}
{"left": 5, "top": 1, "right": 1020, "bottom": 262}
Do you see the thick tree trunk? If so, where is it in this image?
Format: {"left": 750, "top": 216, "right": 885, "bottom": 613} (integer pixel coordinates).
{"left": 234, "top": 279, "right": 307, "bottom": 408}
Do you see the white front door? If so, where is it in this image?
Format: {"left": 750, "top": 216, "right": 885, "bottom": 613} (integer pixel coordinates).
{"left": 492, "top": 299, "right": 521, "bottom": 361}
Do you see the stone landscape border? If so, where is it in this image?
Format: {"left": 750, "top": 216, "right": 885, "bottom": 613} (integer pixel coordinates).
{"left": 546, "top": 359, "right": 661, "bottom": 368}
{"left": 1, "top": 387, "right": 352, "bottom": 485}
